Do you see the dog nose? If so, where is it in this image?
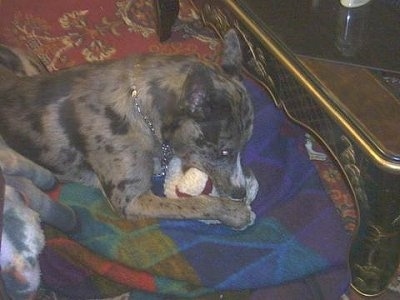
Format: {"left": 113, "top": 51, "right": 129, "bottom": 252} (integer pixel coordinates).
{"left": 231, "top": 187, "right": 247, "bottom": 200}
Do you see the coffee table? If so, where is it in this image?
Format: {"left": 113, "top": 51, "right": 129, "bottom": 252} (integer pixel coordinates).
{"left": 157, "top": 0, "right": 400, "bottom": 296}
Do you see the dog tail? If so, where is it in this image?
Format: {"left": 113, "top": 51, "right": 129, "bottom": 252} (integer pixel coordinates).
{"left": 0, "top": 44, "right": 45, "bottom": 77}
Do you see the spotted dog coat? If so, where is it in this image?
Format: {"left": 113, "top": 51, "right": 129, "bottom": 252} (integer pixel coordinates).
{"left": 0, "top": 30, "right": 256, "bottom": 229}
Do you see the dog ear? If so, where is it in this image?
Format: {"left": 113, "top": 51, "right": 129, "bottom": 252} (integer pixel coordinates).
{"left": 180, "top": 64, "right": 214, "bottom": 120}
{"left": 221, "top": 29, "right": 243, "bottom": 76}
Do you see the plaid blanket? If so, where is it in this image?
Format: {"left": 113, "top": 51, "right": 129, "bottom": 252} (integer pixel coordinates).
{"left": 38, "top": 78, "right": 351, "bottom": 299}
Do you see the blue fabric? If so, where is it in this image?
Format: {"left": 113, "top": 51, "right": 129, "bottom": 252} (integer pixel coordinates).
{"left": 153, "top": 79, "right": 349, "bottom": 291}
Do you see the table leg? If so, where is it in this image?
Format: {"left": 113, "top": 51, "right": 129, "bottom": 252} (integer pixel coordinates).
{"left": 349, "top": 163, "right": 400, "bottom": 296}
{"left": 154, "top": 0, "right": 180, "bottom": 42}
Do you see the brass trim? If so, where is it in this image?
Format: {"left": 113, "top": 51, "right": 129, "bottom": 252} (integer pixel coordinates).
{"left": 221, "top": 0, "right": 400, "bottom": 174}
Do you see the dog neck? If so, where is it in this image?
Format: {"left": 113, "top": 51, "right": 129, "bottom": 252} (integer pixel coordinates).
{"left": 129, "top": 84, "right": 174, "bottom": 177}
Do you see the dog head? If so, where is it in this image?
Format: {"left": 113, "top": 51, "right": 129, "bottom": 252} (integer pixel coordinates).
{"left": 164, "top": 30, "right": 254, "bottom": 200}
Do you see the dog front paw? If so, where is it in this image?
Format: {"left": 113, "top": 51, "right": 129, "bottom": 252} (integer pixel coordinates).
{"left": 219, "top": 199, "right": 256, "bottom": 230}
{"left": 234, "top": 207, "right": 256, "bottom": 231}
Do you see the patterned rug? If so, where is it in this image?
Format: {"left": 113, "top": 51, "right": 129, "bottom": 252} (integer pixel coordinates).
{"left": 0, "top": 0, "right": 399, "bottom": 299}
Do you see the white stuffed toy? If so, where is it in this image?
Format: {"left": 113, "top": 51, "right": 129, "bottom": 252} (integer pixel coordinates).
{"left": 164, "top": 157, "right": 259, "bottom": 224}
{"left": 164, "top": 157, "right": 218, "bottom": 198}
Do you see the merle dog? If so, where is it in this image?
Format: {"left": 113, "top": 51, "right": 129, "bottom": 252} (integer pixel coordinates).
{"left": 0, "top": 30, "right": 256, "bottom": 230}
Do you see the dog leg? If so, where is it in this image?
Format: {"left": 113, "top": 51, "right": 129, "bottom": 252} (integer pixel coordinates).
{"left": 4, "top": 175, "right": 78, "bottom": 232}
{"left": 0, "top": 137, "right": 78, "bottom": 232}
{"left": 94, "top": 152, "right": 255, "bottom": 229}
{"left": 0, "top": 137, "right": 56, "bottom": 190}
{"left": 88, "top": 132, "right": 254, "bottom": 230}
{"left": 124, "top": 192, "right": 255, "bottom": 230}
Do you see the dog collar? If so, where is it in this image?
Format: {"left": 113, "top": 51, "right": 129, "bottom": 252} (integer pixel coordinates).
{"left": 130, "top": 86, "right": 174, "bottom": 177}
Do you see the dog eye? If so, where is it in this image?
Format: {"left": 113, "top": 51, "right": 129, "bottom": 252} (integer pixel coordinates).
{"left": 220, "top": 149, "right": 231, "bottom": 157}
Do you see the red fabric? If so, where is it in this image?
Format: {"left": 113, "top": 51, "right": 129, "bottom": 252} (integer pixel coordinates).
{"left": 0, "top": 0, "right": 220, "bottom": 71}
{"left": 46, "top": 238, "right": 157, "bottom": 292}
{"left": 47, "top": 185, "right": 62, "bottom": 201}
